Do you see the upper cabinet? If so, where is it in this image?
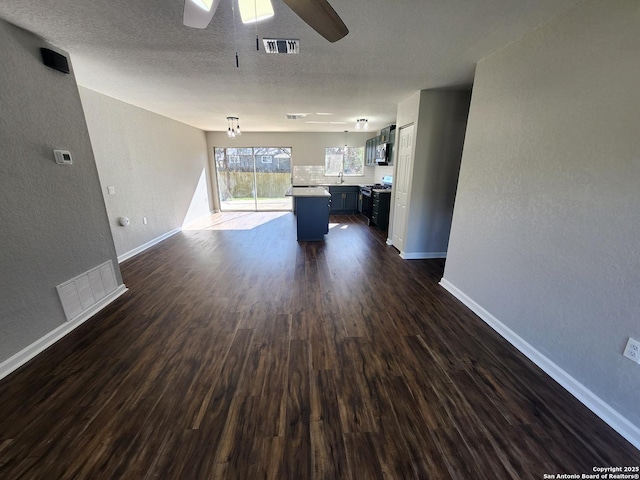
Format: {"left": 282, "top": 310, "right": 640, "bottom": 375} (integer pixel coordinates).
{"left": 386, "top": 128, "right": 396, "bottom": 166}
{"left": 379, "top": 124, "right": 396, "bottom": 144}
{"left": 365, "top": 136, "right": 378, "bottom": 166}
{"left": 365, "top": 124, "right": 396, "bottom": 167}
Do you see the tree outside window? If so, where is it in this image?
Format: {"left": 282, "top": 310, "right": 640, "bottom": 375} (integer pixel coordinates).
{"left": 325, "top": 147, "right": 364, "bottom": 176}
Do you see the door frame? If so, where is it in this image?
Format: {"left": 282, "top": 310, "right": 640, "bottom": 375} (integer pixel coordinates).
{"left": 389, "top": 123, "right": 415, "bottom": 252}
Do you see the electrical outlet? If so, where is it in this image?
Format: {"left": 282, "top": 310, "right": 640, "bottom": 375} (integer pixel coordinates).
{"left": 623, "top": 337, "right": 640, "bottom": 364}
{"left": 143, "top": 217, "right": 148, "bottom": 225}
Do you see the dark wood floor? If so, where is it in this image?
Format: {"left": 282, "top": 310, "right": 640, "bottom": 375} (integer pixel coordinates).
{"left": 0, "top": 213, "right": 638, "bottom": 479}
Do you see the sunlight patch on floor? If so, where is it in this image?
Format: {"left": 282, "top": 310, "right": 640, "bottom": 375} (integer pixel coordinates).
{"left": 328, "top": 223, "right": 349, "bottom": 230}
{"left": 183, "top": 211, "right": 290, "bottom": 231}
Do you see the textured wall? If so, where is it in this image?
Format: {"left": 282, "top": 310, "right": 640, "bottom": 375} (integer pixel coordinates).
{"left": 390, "top": 90, "right": 470, "bottom": 257}
{"left": 0, "top": 21, "right": 121, "bottom": 362}
{"left": 79, "top": 88, "right": 211, "bottom": 258}
{"left": 407, "top": 90, "right": 470, "bottom": 255}
{"left": 443, "top": 0, "right": 640, "bottom": 426}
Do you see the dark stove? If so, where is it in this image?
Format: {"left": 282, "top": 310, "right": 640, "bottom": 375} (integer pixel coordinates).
{"left": 360, "top": 183, "right": 392, "bottom": 196}
{"left": 359, "top": 176, "right": 393, "bottom": 227}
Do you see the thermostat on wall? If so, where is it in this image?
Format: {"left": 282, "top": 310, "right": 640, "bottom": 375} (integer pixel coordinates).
{"left": 53, "top": 149, "right": 73, "bottom": 165}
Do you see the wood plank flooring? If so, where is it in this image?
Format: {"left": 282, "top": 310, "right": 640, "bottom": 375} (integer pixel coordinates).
{"left": 0, "top": 212, "right": 638, "bottom": 479}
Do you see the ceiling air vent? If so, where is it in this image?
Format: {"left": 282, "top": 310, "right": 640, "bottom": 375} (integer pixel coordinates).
{"left": 263, "top": 39, "right": 300, "bottom": 54}
{"left": 287, "top": 114, "right": 306, "bottom": 120}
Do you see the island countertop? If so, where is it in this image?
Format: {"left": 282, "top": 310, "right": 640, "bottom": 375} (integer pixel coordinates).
{"left": 285, "top": 186, "right": 331, "bottom": 197}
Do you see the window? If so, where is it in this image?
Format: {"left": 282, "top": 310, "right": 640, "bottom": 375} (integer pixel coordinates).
{"left": 213, "top": 147, "right": 292, "bottom": 212}
{"left": 325, "top": 146, "right": 364, "bottom": 176}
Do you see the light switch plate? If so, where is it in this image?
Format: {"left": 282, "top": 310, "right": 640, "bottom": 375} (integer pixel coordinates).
{"left": 107, "top": 186, "right": 116, "bottom": 195}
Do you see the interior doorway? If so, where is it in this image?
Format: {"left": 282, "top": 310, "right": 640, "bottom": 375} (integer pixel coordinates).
{"left": 214, "top": 147, "right": 292, "bottom": 211}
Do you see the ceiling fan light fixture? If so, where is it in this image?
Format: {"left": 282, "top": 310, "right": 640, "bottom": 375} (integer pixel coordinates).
{"left": 239, "top": 0, "right": 274, "bottom": 24}
{"left": 190, "top": 0, "right": 215, "bottom": 12}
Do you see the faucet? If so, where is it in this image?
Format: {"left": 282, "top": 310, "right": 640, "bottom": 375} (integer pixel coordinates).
{"left": 338, "top": 171, "right": 344, "bottom": 184}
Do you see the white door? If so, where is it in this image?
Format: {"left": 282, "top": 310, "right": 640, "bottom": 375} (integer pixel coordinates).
{"left": 391, "top": 124, "right": 414, "bottom": 252}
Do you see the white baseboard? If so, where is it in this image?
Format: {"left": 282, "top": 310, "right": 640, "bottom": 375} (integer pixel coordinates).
{"left": 118, "top": 228, "right": 181, "bottom": 263}
{"left": 0, "top": 284, "right": 128, "bottom": 382}
{"left": 400, "top": 251, "right": 447, "bottom": 260}
{"left": 439, "top": 278, "right": 640, "bottom": 451}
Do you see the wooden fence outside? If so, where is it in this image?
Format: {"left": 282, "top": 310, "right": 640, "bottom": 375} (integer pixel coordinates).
{"left": 217, "top": 172, "right": 292, "bottom": 200}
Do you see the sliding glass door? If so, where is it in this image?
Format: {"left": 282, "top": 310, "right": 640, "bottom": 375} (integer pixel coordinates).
{"left": 214, "top": 147, "right": 292, "bottom": 211}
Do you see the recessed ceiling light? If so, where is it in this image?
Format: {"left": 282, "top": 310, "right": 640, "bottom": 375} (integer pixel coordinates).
{"left": 315, "top": 112, "right": 334, "bottom": 116}
{"left": 304, "top": 121, "right": 329, "bottom": 124}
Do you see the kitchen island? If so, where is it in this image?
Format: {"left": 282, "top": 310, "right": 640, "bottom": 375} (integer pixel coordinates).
{"left": 285, "top": 187, "right": 331, "bottom": 241}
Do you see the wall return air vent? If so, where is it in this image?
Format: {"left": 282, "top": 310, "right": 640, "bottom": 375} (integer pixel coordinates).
{"left": 56, "top": 261, "right": 118, "bottom": 322}
{"left": 263, "top": 38, "right": 299, "bottom": 54}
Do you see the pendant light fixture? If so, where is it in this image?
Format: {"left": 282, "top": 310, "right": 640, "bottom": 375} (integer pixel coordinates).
{"left": 231, "top": 0, "right": 239, "bottom": 67}
{"left": 227, "top": 117, "right": 241, "bottom": 138}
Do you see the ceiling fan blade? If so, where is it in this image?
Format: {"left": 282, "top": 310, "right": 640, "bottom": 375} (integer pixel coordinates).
{"left": 183, "top": 0, "right": 222, "bottom": 29}
{"left": 281, "top": 0, "right": 348, "bottom": 42}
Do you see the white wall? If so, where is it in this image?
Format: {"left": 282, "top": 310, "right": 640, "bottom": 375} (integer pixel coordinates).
{"left": 80, "top": 88, "right": 211, "bottom": 259}
{"left": 443, "top": 0, "right": 640, "bottom": 437}
{"left": 0, "top": 20, "right": 122, "bottom": 363}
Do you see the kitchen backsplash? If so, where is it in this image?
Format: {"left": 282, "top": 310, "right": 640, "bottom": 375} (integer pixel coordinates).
{"left": 293, "top": 165, "right": 393, "bottom": 185}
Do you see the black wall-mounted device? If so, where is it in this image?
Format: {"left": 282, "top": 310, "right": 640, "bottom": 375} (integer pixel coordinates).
{"left": 40, "top": 48, "right": 70, "bottom": 74}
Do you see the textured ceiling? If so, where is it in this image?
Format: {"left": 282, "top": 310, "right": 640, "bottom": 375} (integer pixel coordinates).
{"left": 0, "top": 0, "right": 578, "bottom": 132}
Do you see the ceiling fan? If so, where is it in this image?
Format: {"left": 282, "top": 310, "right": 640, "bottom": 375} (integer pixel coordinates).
{"left": 183, "top": 0, "right": 349, "bottom": 43}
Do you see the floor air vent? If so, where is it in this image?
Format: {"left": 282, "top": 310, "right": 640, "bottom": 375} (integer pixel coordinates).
{"left": 263, "top": 39, "right": 299, "bottom": 54}
{"left": 56, "top": 261, "right": 118, "bottom": 322}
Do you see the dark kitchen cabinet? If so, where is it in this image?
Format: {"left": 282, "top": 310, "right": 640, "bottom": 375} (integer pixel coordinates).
{"left": 329, "top": 186, "right": 359, "bottom": 214}
{"left": 386, "top": 128, "right": 396, "bottom": 166}
{"left": 365, "top": 136, "right": 378, "bottom": 166}
{"left": 371, "top": 191, "right": 391, "bottom": 229}
{"left": 379, "top": 124, "right": 396, "bottom": 144}
{"left": 295, "top": 196, "right": 330, "bottom": 240}
{"left": 344, "top": 190, "right": 358, "bottom": 212}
